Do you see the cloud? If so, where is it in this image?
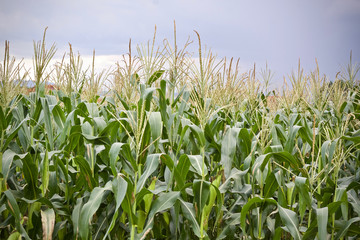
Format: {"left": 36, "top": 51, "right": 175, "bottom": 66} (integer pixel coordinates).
{"left": 0, "top": 0, "right": 359, "bottom": 88}
{"left": 325, "top": 0, "right": 360, "bottom": 17}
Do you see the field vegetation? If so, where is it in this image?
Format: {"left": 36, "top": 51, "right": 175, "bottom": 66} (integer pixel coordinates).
{"left": 0, "top": 27, "right": 360, "bottom": 239}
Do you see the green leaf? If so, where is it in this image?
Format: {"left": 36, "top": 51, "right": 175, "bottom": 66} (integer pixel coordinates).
{"left": 179, "top": 199, "right": 201, "bottom": 238}
{"left": 20, "top": 153, "right": 40, "bottom": 199}
{"left": 115, "top": 91, "right": 129, "bottom": 110}
{"left": 103, "top": 175, "right": 128, "bottom": 239}
{"left": 335, "top": 187, "right": 348, "bottom": 221}
{"left": 79, "top": 181, "right": 112, "bottom": 240}
{"left": 175, "top": 155, "right": 191, "bottom": 189}
{"left": 219, "top": 168, "right": 248, "bottom": 193}
{"left": 193, "top": 180, "right": 211, "bottom": 217}
{"left": 348, "top": 189, "right": 360, "bottom": 216}
{"left": 0, "top": 106, "right": 6, "bottom": 131}
{"left": 221, "top": 127, "right": 240, "bottom": 178}
{"left": 342, "top": 135, "right": 360, "bottom": 144}
{"left": 238, "top": 128, "right": 252, "bottom": 163}
{"left": 316, "top": 207, "right": 328, "bottom": 240}
{"left": 188, "top": 124, "right": 206, "bottom": 148}
{"left": 109, "top": 142, "right": 127, "bottom": 175}
{"left": 216, "top": 213, "right": 240, "bottom": 240}
{"left": 139, "top": 87, "right": 156, "bottom": 111}
{"left": 112, "top": 175, "right": 128, "bottom": 212}
{"left": 41, "top": 149, "right": 50, "bottom": 195}
{"left": 1, "top": 117, "right": 29, "bottom": 152}
{"left": 4, "top": 190, "right": 30, "bottom": 240}
{"left": 7, "top": 231, "right": 21, "bottom": 240}
{"left": 264, "top": 171, "right": 279, "bottom": 198}
{"left": 294, "top": 176, "right": 311, "bottom": 219}
{"left": 52, "top": 104, "right": 66, "bottom": 130}
{"left": 41, "top": 97, "right": 54, "bottom": 150}
{"left": 157, "top": 80, "right": 168, "bottom": 127}
{"left": 147, "top": 70, "right": 165, "bottom": 86}
{"left": 187, "top": 155, "right": 207, "bottom": 177}
{"left": 120, "top": 177, "right": 137, "bottom": 226}
{"left": 2, "top": 150, "right": 18, "bottom": 183}
{"left": 148, "top": 112, "right": 162, "bottom": 147}
{"left": 272, "top": 151, "right": 301, "bottom": 171}
{"left": 284, "top": 125, "right": 302, "bottom": 152}
{"left": 74, "top": 156, "right": 96, "bottom": 190}
{"left": 85, "top": 102, "right": 99, "bottom": 118}
{"left": 160, "top": 154, "right": 186, "bottom": 191}
{"left": 143, "top": 178, "right": 156, "bottom": 213}
{"left": 334, "top": 217, "right": 360, "bottom": 240}
{"left": 72, "top": 198, "right": 83, "bottom": 239}
{"left": 65, "top": 125, "right": 83, "bottom": 153}
{"left": 278, "top": 205, "right": 301, "bottom": 240}
{"left": 93, "top": 117, "right": 107, "bottom": 133}
{"left": 140, "top": 191, "right": 180, "bottom": 238}
{"left": 137, "top": 154, "right": 161, "bottom": 193}
{"left": 148, "top": 191, "right": 180, "bottom": 221}
{"left": 252, "top": 153, "right": 272, "bottom": 174}
{"left": 240, "top": 197, "right": 277, "bottom": 233}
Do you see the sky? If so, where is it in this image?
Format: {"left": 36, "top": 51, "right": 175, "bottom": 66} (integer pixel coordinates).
{"left": 1, "top": 0, "right": 360, "bottom": 87}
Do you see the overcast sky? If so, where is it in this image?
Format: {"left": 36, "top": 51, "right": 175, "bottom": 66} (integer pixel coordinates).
{"left": 1, "top": 0, "right": 359, "bottom": 87}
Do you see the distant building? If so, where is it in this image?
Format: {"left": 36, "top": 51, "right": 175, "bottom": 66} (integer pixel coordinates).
{"left": 22, "top": 80, "right": 57, "bottom": 92}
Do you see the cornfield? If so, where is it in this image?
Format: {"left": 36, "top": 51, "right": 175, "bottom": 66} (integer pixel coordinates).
{"left": 0, "top": 28, "right": 360, "bottom": 240}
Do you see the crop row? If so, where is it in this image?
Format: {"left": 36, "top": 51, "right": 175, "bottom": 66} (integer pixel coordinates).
{"left": 0, "top": 29, "right": 359, "bottom": 239}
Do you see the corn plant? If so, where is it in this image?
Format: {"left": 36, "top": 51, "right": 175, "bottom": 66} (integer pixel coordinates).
{"left": 0, "top": 29, "right": 359, "bottom": 240}
{"left": 0, "top": 41, "right": 27, "bottom": 109}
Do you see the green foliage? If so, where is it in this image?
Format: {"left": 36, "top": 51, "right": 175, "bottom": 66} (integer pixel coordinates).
{"left": 1, "top": 29, "right": 360, "bottom": 240}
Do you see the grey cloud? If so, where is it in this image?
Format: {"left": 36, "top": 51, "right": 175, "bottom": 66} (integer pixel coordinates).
{"left": 0, "top": 0, "right": 359, "bottom": 86}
